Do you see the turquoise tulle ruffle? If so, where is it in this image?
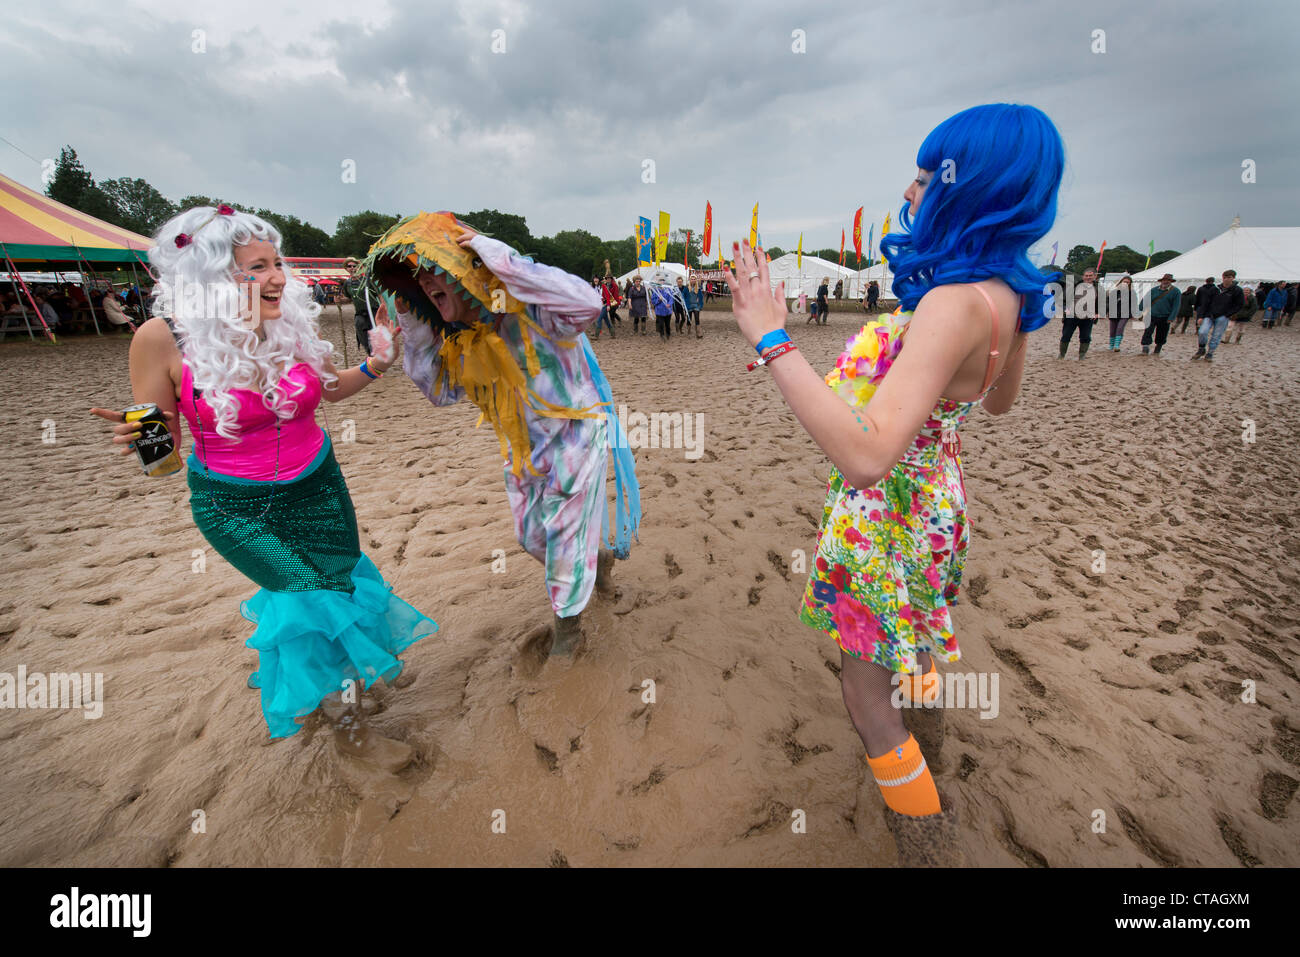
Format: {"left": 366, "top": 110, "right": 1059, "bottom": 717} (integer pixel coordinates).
{"left": 241, "top": 553, "right": 437, "bottom": 738}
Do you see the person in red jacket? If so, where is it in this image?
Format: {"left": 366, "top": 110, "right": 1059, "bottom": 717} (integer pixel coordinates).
{"left": 594, "top": 276, "right": 622, "bottom": 339}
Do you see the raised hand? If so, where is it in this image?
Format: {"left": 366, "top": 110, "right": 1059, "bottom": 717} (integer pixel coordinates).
{"left": 724, "top": 240, "right": 788, "bottom": 349}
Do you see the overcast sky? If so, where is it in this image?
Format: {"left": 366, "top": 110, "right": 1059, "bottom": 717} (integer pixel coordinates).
{"left": 2, "top": 0, "right": 1297, "bottom": 259}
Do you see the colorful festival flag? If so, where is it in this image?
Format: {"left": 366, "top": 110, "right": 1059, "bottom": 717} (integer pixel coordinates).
{"left": 839, "top": 228, "right": 845, "bottom": 268}
{"left": 1096, "top": 240, "right": 1107, "bottom": 271}
{"left": 852, "top": 207, "right": 863, "bottom": 264}
{"left": 657, "top": 211, "right": 670, "bottom": 261}
{"left": 749, "top": 203, "right": 759, "bottom": 248}
{"left": 637, "top": 217, "right": 653, "bottom": 266}
{"left": 702, "top": 203, "right": 713, "bottom": 262}
{"left": 882, "top": 212, "right": 891, "bottom": 238}
{"left": 867, "top": 223, "right": 874, "bottom": 266}
{"left": 797, "top": 233, "right": 803, "bottom": 270}
{"left": 1145, "top": 239, "right": 1154, "bottom": 270}
{"left": 685, "top": 230, "right": 691, "bottom": 270}
{"left": 1050, "top": 240, "right": 1059, "bottom": 265}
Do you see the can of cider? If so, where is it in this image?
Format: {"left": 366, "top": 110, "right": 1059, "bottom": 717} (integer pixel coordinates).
{"left": 123, "top": 404, "right": 183, "bottom": 477}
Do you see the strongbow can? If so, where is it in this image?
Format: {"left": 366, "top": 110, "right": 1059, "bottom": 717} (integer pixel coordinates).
{"left": 123, "top": 404, "right": 183, "bottom": 477}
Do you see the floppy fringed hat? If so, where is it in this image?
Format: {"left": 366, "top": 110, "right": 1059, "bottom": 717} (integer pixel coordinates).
{"left": 359, "top": 210, "right": 528, "bottom": 328}
{"left": 361, "top": 211, "right": 601, "bottom": 478}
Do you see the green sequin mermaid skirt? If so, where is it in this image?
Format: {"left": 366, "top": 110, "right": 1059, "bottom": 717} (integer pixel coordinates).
{"left": 187, "top": 438, "right": 437, "bottom": 738}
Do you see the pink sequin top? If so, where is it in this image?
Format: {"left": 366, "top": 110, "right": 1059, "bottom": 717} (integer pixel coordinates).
{"left": 179, "top": 361, "right": 326, "bottom": 481}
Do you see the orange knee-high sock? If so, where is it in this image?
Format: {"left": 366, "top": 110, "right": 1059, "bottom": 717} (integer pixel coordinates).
{"left": 900, "top": 656, "right": 940, "bottom": 706}
{"left": 866, "top": 734, "right": 942, "bottom": 816}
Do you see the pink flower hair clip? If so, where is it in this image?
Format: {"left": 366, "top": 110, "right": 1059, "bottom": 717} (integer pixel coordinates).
{"left": 174, "top": 204, "right": 235, "bottom": 249}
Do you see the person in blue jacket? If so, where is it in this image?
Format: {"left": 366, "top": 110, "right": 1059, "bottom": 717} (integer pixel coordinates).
{"left": 1263, "top": 281, "right": 1288, "bottom": 329}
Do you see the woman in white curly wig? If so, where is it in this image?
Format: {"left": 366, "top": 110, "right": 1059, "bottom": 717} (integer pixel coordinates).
{"left": 91, "top": 205, "right": 437, "bottom": 772}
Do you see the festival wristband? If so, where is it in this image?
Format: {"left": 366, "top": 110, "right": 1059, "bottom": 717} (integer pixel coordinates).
{"left": 747, "top": 341, "right": 798, "bottom": 371}
{"left": 359, "top": 360, "right": 381, "bottom": 380}
{"left": 755, "top": 329, "right": 791, "bottom": 355}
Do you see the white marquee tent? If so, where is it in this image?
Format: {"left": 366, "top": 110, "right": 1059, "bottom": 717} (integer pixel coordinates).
{"left": 1130, "top": 219, "right": 1300, "bottom": 291}
{"left": 615, "top": 263, "right": 689, "bottom": 285}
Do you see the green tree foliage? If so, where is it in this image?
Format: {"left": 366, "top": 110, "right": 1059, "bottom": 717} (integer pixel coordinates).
{"left": 99, "top": 177, "right": 177, "bottom": 235}
{"left": 45, "top": 146, "right": 117, "bottom": 223}
{"left": 455, "top": 208, "right": 533, "bottom": 252}
{"left": 333, "top": 210, "right": 403, "bottom": 258}
{"left": 254, "top": 209, "right": 332, "bottom": 256}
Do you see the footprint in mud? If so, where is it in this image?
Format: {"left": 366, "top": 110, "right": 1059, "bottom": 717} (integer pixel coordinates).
{"left": 664, "top": 553, "right": 682, "bottom": 579}
{"left": 1149, "top": 651, "right": 1200, "bottom": 674}
{"left": 663, "top": 472, "right": 678, "bottom": 488}
{"left": 1259, "top": 771, "right": 1298, "bottom": 820}
{"left": 514, "top": 623, "right": 553, "bottom": 679}
{"left": 767, "top": 550, "right": 791, "bottom": 581}
{"left": 989, "top": 644, "right": 1047, "bottom": 697}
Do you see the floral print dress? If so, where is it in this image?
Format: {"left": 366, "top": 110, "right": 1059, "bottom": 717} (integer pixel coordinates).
{"left": 799, "top": 307, "right": 981, "bottom": 675}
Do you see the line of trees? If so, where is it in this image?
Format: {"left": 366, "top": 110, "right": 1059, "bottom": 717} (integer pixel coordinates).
{"left": 43, "top": 146, "right": 1181, "bottom": 282}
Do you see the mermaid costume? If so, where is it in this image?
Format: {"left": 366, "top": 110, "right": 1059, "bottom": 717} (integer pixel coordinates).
{"left": 178, "top": 359, "right": 437, "bottom": 738}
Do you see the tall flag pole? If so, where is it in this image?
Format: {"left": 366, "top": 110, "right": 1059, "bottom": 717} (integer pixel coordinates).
{"left": 749, "top": 203, "right": 759, "bottom": 248}
{"left": 684, "top": 229, "right": 691, "bottom": 270}
{"left": 797, "top": 233, "right": 803, "bottom": 270}
{"left": 702, "top": 203, "right": 713, "bottom": 266}
{"left": 852, "top": 207, "right": 863, "bottom": 269}
{"left": 839, "top": 228, "right": 846, "bottom": 268}
{"left": 1144, "top": 239, "right": 1154, "bottom": 270}
{"left": 1096, "top": 240, "right": 1107, "bottom": 272}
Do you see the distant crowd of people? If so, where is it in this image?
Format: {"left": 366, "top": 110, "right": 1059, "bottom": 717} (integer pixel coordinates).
{"left": 1, "top": 282, "right": 147, "bottom": 335}
{"left": 1058, "top": 268, "right": 1296, "bottom": 362}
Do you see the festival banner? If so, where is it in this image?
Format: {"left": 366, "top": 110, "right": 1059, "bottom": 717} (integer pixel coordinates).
{"left": 657, "top": 211, "right": 670, "bottom": 261}
{"left": 852, "top": 207, "right": 863, "bottom": 263}
{"left": 839, "top": 228, "right": 845, "bottom": 268}
{"left": 1050, "top": 240, "right": 1059, "bottom": 265}
{"left": 637, "top": 216, "right": 653, "bottom": 266}
{"left": 1145, "top": 239, "right": 1154, "bottom": 270}
{"left": 867, "top": 223, "right": 874, "bottom": 266}
{"left": 797, "top": 233, "right": 803, "bottom": 270}
{"left": 882, "top": 212, "right": 891, "bottom": 239}
{"left": 749, "top": 203, "right": 759, "bottom": 248}
{"left": 1096, "top": 240, "right": 1107, "bottom": 271}
{"left": 702, "top": 203, "right": 713, "bottom": 261}
{"left": 685, "top": 229, "right": 691, "bottom": 270}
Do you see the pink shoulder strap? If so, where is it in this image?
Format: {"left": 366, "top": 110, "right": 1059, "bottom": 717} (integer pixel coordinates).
{"left": 970, "top": 284, "right": 1001, "bottom": 394}
{"left": 971, "top": 284, "right": 1026, "bottom": 394}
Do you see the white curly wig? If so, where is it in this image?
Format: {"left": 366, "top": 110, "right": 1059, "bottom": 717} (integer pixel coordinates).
{"left": 147, "top": 206, "right": 337, "bottom": 439}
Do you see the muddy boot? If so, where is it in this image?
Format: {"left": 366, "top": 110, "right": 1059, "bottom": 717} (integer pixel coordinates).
{"left": 881, "top": 786, "right": 964, "bottom": 867}
{"left": 1057, "top": 342, "right": 1068, "bottom": 359}
{"left": 1078, "top": 341, "right": 1090, "bottom": 359}
{"left": 902, "top": 702, "right": 946, "bottom": 773}
{"left": 322, "top": 692, "right": 414, "bottom": 773}
{"left": 551, "top": 612, "right": 583, "bottom": 657}
{"left": 595, "top": 547, "right": 616, "bottom": 599}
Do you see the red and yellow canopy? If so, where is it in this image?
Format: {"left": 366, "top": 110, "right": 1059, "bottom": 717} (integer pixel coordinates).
{"left": 0, "top": 173, "right": 152, "bottom": 264}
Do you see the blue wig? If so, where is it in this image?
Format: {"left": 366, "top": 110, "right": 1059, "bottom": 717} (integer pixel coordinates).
{"left": 879, "top": 103, "right": 1064, "bottom": 332}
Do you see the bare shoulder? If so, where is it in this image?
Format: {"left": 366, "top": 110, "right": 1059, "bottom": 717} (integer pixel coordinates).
{"left": 909, "top": 284, "right": 986, "bottom": 342}
{"left": 131, "top": 317, "right": 182, "bottom": 366}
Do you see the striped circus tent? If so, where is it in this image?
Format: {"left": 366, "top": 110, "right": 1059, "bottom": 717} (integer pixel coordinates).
{"left": 1, "top": 172, "right": 152, "bottom": 264}
{"left": 1, "top": 172, "right": 153, "bottom": 341}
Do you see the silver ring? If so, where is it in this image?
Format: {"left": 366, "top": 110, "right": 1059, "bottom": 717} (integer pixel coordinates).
{"left": 747, "top": 272, "right": 760, "bottom": 280}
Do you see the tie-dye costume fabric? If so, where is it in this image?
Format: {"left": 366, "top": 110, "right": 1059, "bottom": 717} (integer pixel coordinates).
{"left": 398, "top": 233, "right": 638, "bottom": 618}
{"left": 798, "top": 307, "right": 985, "bottom": 676}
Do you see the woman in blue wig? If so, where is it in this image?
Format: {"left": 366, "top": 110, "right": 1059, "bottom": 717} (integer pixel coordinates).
{"left": 361, "top": 212, "right": 640, "bottom": 656}
{"left": 726, "top": 104, "right": 1064, "bottom": 865}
